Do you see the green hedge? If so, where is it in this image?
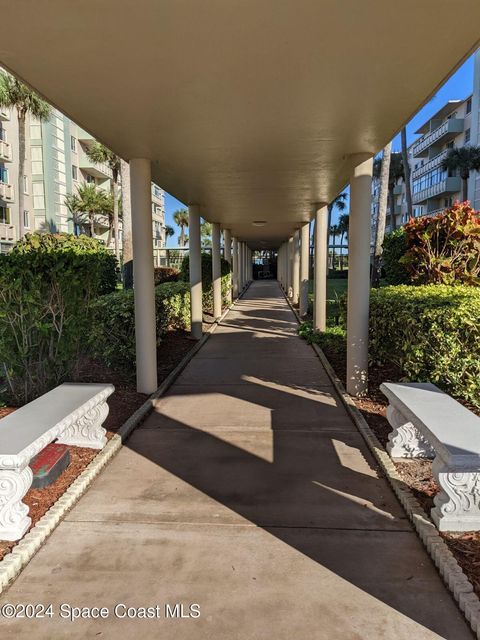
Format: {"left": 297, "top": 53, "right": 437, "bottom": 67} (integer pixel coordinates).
{"left": 382, "top": 229, "right": 409, "bottom": 285}
{"left": 89, "top": 281, "right": 190, "bottom": 370}
{"left": 153, "top": 266, "right": 180, "bottom": 285}
{"left": 369, "top": 285, "right": 480, "bottom": 407}
{"left": 180, "top": 252, "right": 231, "bottom": 312}
{"left": 0, "top": 233, "right": 117, "bottom": 404}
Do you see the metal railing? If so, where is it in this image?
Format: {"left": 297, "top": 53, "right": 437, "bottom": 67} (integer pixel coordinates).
{"left": 412, "top": 119, "right": 463, "bottom": 157}
{"left": 412, "top": 176, "right": 461, "bottom": 204}
{"left": 411, "top": 150, "right": 448, "bottom": 180}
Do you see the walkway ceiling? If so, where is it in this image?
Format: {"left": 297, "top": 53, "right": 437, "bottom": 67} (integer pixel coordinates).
{"left": 1, "top": 1, "right": 479, "bottom": 248}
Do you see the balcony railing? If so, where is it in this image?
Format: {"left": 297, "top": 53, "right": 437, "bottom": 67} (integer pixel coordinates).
{"left": 0, "top": 181, "right": 14, "bottom": 202}
{"left": 0, "top": 140, "right": 12, "bottom": 162}
{"left": 411, "top": 150, "right": 448, "bottom": 180}
{"left": 412, "top": 177, "right": 461, "bottom": 204}
{"left": 79, "top": 156, "right": 113, "bottom": 180}
{"left": 0, "top": 108, "right": 9, "bottom": 121}
{"left": 412, "top": 119, "right": 464, "bottom": 157}
{"left": 0, "top": 223, "right": 16, "bottom": 242}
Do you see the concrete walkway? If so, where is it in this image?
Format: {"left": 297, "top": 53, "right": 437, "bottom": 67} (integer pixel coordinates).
{"left": 0, "top": 281, "right": 472, "bottom": 639}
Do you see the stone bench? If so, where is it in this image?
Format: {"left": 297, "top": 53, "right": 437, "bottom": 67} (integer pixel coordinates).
{"left": 381, "top": 381, "right": 480, "bottom": 532}
{"left": 0, "top": 383, "right": 114, "bottom": 541}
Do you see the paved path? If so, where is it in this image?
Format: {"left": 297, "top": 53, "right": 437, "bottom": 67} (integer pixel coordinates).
{"left": 0, "top": 281, "right": 472, "bottom": 639}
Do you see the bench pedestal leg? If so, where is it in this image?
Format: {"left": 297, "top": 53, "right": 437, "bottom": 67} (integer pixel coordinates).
{"left": 57, "top": 402, "right": 109, "bottom": 450}
{"left": 0, "top": 467, "right": 33, "bottom": 541}
{"left": 431, "top": 456, "right": 480, "bottom": 532}
{"left": 385, "top": 406, "right": 435, "bottom": 458}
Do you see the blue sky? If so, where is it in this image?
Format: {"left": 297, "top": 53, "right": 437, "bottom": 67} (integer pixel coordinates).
{"left": 164, "top": 54, "right": 475, "bottom": 245}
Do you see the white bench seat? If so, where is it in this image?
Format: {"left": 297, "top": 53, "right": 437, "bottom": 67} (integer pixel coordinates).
{"left": 381, "top": 381, "right": 480, "bottom": 532}
{"left": 0, "top": 383, "right": 114, "bottom": 541}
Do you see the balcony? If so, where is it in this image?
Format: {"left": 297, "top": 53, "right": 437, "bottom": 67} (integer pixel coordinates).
{"left": 412, "top": 177, "right": 461, "bottom": 204}
{"left": 79, "top": 149, "right": 113, "bottom": 180}
{"left": 0, "top": 181, "right": 14, "bottom": 202}
{"left": 0, "top": 140, "right": 12, "bottom": 162}
{"left": 412, "top": 119, "right": 464, "bottom": 157}
{"left": 0, "top": 223, "right": 16, "bottom": 242}
{"left": 0, "top": 108, "right": 9, "bottom": 121}
{"left": 411, "top": 150, "right": 448, "bottom": 180}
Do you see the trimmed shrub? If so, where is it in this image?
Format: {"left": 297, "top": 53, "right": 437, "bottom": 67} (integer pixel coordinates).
{"left": 298, "top": 321, "right": 346, "bottom": 354}
{"left": 401, "top": 203, "right": 480, "bottom": 285}
{"left": 154, "top": 266, "right": 180, "bottom": 285}
{"left": 382, "top": 229, "right": 409, "bottom": 285}
{"left": 180, "top": 253, "right": 231, "bottom": 312}
{"left": 369, "top": 285, "right": 480, "bottom": 407}
{"left": 0, "top": 233, "right": 117, "bottom": 404}
{"left": 89, "top": 281, "right": 190, "bottom": 370}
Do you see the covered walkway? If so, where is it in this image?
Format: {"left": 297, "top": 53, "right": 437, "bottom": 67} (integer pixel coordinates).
{"left": 0, "top": 281, "right": 471, "bottom": 639}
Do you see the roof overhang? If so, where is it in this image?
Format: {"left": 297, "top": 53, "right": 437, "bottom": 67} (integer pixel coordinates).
{"left": 1, "top": 1, "right": 479, "bottom": 248}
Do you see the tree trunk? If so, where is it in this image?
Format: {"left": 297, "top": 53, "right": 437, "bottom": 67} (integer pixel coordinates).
{"left": 180, "top": 228, "right": 185, "bottom": 247}
{"left": 120, "top": 160, "right": 133, "bottom": 289}
{"left": 331, "top": 233, "right": 336, "bottom": 271}
{"left": 112, "top": 171, "right": 120, "bottom": 260}
{"left": 401, "top": 127, "right": 413, "bottom": 219}
{"left": 106, "top": 222, "right": 112, "bottom": 248}
{"left": 339, "top": 232, "right": 344, "bottom": 271}
{"left": 17, "top": 111, "right": 26, "bottom": 238}
{"left": 389, "top": 187, "right": 397, "bottom": 231}
{"left": 90, "top": 214, "right": 95, "bottom": 238}
{"left": 462, "top": 176, "right": 469, "bottom": 202}
{"left": 372, "top": 142, "right": 392, "bottom": 287}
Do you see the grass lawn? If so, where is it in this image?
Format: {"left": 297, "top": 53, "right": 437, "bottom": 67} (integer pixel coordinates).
{"left": 308, "top": 277, "right": 348, "bottom": 323}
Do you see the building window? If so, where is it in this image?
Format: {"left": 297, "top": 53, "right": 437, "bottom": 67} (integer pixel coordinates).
{"left": 0, "top": 127, "right": 6, "bottom": 142}
{"left": 446, "top": 141, "right": 454, "bottom": 149}
{"left": 72, "top": 165, "right": 78, "bottom": 180}
{"left": 0, "top": 206, "right": 9, "bottom": 224}
{"left": 465, "top": 128, "right": 471, "bottom": 144}
{"left": 0, "top": 166, "right": 8, "bottom": 183}
{"left": 70, "top": 136, "right": 77, "bottom": 152}
{"left": 23, "top": 210, "right": 30, "bottom": 228}
{"left": 466, "top": 97, "right": 472, "bottom": 114}
{"left": 85, "top": 174, "right": 95, "bottom": 184}
{"left": 23, "top": 175, "right": 28, "bottom": 194}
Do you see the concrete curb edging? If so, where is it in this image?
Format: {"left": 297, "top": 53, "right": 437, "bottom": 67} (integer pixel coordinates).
{"left": 0, "top": 281, "right": 252, "bottom": 596}
{"left": 284, "top": 288, "right": 480, "bottom": 638}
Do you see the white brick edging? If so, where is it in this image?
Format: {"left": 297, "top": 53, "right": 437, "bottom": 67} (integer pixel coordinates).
{"left": 0, "top": 283, "right": 248, "bottom": 596}
{"left": 285, "top": 293, "right": 480, "bottom": 638}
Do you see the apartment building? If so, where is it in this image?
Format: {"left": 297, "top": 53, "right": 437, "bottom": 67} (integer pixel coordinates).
{"left": 0, "top": 103, "right": 166, "bottom": 255}
{"left": 371, "top": 49, "right": 480, "bottom": 245}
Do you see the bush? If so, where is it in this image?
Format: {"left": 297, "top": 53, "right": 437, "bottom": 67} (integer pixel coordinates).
{"left": 0, "top": 233, "right": 117, "bottom": 404}
{"left": 180, "top": 253, "right": 231, "bottom": 312}
{"left": 382, "top": 229, "right": 409, "bottom": 285}
{"left": 401, "top": 203, "right": 480, "bottom": 285}
{"left": 369, "top": 285, "right": 480, "bottom": 407}
{"left": 153, "top": 266, "right": 180, "bottom": 285}
{"left": 89, "top": 281, "right": 190, "bottom": 370}
{"left": 298, "top": 321, "right": 346, "bottom": 353}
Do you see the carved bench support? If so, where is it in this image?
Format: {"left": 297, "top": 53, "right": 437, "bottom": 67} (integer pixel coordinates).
{"left": 385, "top": 406, "right": 435, "bottom": 459}
{"left": 0, "top": 466, "right": 33, "bottom": 541}
{"left": 431, "top": 456, "right": 480, "bottom": 532}
{"left": 57, "top": 402, "right": 109, "bottom": 449}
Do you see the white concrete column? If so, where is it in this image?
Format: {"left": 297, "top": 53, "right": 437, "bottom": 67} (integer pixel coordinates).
{"left": 314, "top": 203, "right": 329, "bottom": 332}
{"left": 189, "top": 204, "right": 203, "bottom": 339}
{"left": 130, "top": 158, "right": 157, "bottom": 394}
{"left": 299, "top": 223, "right": 310, "bottom": 316}
{"left": 292, "top": 230, "right": 300, "bottom": 305}
{"left": 223, "top": 228, "right": 232, "bottom": 304}
{"left": 212, "top": 222, "right": 222, "bottom": 319}
{"left": 237, "top": 241, "right": 243, "bottom": 291}
{"left": 347, "top": 155, "right": 373, "bottom": 396}
{"left": 232, "top": 236, "right": 239, "bottom": 298}
{"left": 287, "top": 236, "right": 293, "bottom": 298}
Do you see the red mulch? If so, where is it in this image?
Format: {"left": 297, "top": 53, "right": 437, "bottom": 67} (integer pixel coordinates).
{"left": 0, "top": 328, "right": 197, "bottom": 560}
{"left": 320, "top": 341, "right": 480, "bottom": 599}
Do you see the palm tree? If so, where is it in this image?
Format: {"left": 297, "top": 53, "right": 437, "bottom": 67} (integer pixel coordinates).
{"left": 401, "top": 127, "right": 413, "bottom": 219}
{"left": 164, "top": 224, "right": 175, "bottom": 246}
{"left": 372, "top": 143, "right": 392, "bottom": 287}
{"left": 337, "top": 213, "right": 349, "bottom": 271}
{"left": 201, "top": 220, "right": 212, "bottom": 247}
{"left": 442, "top": 146, "right": 480, "bottom": 202}
{"left": 374, "top": 150, "right": 404, "bottom": 231}
{"left": 327, "top": 192, "right": 348, "bottom": 239}
{"left": 120, "top": 160, "right": 133, "bottom": 288}
{"left": 86, "top": 142, "right": 121, "bottom": 259}
{"left": 0, "top": 72, "right": 51, "bottom": 238}
{"left": 75, "top": 183, "right": 104, "bottom": 237}
{"left": 329, "top": 223, "right": 340, "bottom": 271}
{"left": 64, "top": 193, "right": 84, "bottom": 235}
{"left": 173, "top": 208, "right": 189, "bottom": 246}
